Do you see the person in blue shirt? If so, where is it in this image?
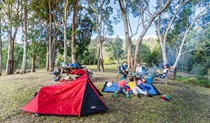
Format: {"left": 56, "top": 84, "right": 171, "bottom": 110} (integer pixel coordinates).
{"left": 120, "top": 61, "right": 129, "bottom": 80}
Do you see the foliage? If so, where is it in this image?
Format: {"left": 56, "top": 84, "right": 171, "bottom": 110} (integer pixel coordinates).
{"left": 138, "top": 44, "right": 152, "bottom": 65}
{"left": 175, "top": 75, "right": 210, "bottom": 88}
{"left": 1, "top": 42, "right": 24, "bottom": 70}
{"left": 185, "top": 26, "right": 210, "bottom": 75}
{"left": 150, "top": 45, "right": 162, "bottom": 65}
{"left": 30, "top": 0, "right": 49, "bottom": 21}
{"left": 75, "top": 15, "right": 94, "bottom": 63}
{"left": 85, "top": 47, "right": 97, "bottom": 65}
{"left": 103, "top": 37, "right": 124, "bottom": 62}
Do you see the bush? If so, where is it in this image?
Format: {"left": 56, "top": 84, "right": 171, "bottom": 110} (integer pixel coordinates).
{"left": 190, "top": 64, "right": 208, "bottom": 75}
{"left": 175, "top": 76, "right": 210, "bottom": 88}
{"left": 195, "top": 76, "right": 210, "bottom": 88}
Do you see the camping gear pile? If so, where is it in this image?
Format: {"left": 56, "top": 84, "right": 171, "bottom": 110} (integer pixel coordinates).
{"left": 21, "top": 73, "right": 108, "bottom": 116}
{"left": 102, "top": 82, "right": 160, "bottom": 95}
{"left": 160, "top": 95, "right": 170, "bottom": 102}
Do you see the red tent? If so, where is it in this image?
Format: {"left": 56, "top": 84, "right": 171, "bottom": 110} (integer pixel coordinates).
{"left": 21, "top": 74, "right": 108, "bottom": 116}
{"left": 70, "top": 69, "right": 86, "bottom": 75}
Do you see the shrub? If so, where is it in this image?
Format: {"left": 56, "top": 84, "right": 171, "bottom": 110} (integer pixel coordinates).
{"left": 175, "top": 75, "right": 210, "bottom": 88}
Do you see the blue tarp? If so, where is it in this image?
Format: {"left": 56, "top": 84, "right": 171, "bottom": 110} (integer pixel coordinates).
{"left": 102, "top": 82, "right": 160, "bottom": 95}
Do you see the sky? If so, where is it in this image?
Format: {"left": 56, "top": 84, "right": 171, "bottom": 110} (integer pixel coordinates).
{"left": 112, "top": 18, "right": 157, "bottom": 39}
{"left": 102, "top": 0, "right": 157, "bottom": 40}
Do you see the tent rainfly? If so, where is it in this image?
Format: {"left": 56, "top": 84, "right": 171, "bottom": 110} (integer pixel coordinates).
{"left": 21, "top": 74, "right": 108, "bottom": 116}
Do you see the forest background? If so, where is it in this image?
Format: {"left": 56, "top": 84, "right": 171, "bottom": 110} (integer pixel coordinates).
{"left": 0, "top": 0, "right": 209, "bottom": 79}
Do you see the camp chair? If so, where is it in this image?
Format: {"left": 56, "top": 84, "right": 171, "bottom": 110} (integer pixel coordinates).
{"left": 155, "top": 70, "right": 169, "bottom": 84}
{"left": 135, "top": 66, "right": 148, "bottom": 80}
{"left": 116, "top": 65, "right": 128, "bottom": 80}
{"left": 116, "top": 65, "right": 123, "bottom": 79}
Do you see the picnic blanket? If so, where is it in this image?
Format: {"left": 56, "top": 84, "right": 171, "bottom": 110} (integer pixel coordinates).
{"left": 102, "top": 82, "right": 160, "bottom": 95}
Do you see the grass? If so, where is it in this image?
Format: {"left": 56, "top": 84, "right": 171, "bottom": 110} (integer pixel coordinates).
{"left": 0, "top": 65, "right": 210, "bottom": 123}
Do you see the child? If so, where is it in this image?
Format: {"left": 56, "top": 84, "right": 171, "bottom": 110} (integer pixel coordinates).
{"left": 137, "top": 78, "right": 147, "bottom": 91}
{"left": 128, "top": 77, "right": 152, "bottom": 98}
{"left": 113, "top": 80, "right": 130, "bottom": 98}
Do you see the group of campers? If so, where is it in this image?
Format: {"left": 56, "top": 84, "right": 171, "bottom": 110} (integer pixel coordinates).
{"left": 114, "top": 61, "right": 169, "bottom": 98}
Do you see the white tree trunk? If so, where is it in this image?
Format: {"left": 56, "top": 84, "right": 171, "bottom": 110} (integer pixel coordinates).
{"left": 134, "top": 0, "right": 171, "bottom": 67}
{"left": 173, "top": 8, "right": 207, "bottom": 70}
{"left": 20, "top": 0, "right": 28, "bottom": 74}
{"left": 46, "top": 47, "right": 49, "bottom": 71}
{"left": 159, "top": 0, "right": 189, "bottom": 65}
{"left": 63, "top": 0, "right": 68, "bottom": 63}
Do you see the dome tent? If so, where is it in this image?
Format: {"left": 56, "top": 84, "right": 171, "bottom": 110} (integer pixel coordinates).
{"left": 21, "top": 74, "right": 108, "bottom": 116}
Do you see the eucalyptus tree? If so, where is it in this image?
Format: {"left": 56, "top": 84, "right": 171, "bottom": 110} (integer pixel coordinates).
{"left": 62, "top": 0, "right": 69, "bottom": 63}
{"left": 20, "top": 0, "right": 28, "bottom": 74}
{"left": 74, "top": 15, "right": 94, "bottom": 64}
{"left": 183, "top": 26, "right": 210, "bottom": 75}
{"left": 30, "top": 0, "right": 50, "bottom": 70}
{"left": 30, "top": 0, "right": 63, "bottom": 71}
{"left": 117, "top": 0, "right": 133, "bottom": 69}
{"left": 71, "top": 0, "right": 79, "bottom": 63}
{"left": 162, "top": 1, "right": 210, "bottom": 78}
{"left": 116, "top": 0, "right": 171, "bottom": 70}
{"left": 27, "top": 16, "right": 48, "bottom": 72}
{"left": 133, "top": 0, "right": 171, "bottom": 68}
{"left": 153, "top": 0, "right": 189, "bottom": 65}
{"left": 89, "top": 0, "right": 113, "bottom": 72}
{"left": 49, "top": 0, "right": 94, "bottom": 66}
{"left": 1, "top": 0, "right": 24, "bottom": 75}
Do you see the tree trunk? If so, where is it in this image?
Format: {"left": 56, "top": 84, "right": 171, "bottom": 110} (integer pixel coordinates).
{"left": 63, "top": 0, "right": 68, "bottom": 63}
{"left": 6, "top": 30, "right": 17, "bottom": 75}
{"left": 118, "top": 0, "right": 133, "bottom": 69}
{"left": 20, "top": 0, "right": 28, "bottom": 74}
{"left": 46, "top": 47, "right": 49, "bottom": 71}
{"left": 52, "top": 38, "right": 56, "bottom": 69}
{"left": 160, "top": 41, "right": 168, "bottom": 65}
{"left": 48, "top": 0, "right": 53, "bottom": 71}
{"left": 173, "top": 8, "right": 206, "bottom": 71}
{"left": 156, "top": 1, "right": 189, "bottom": 65}
{"left": 71, "top": 0, "right": 79, "bottom": 63}
{"left": 97, "top": 46, "right": 100, "bottom": 71}
{"left": 6, "top": 40, "right": 13, "bottom": 75}
{"left": 31, "top": 55, "right": 36, "bottom": 72}
{"left": 134, "top": 0, "right": 171, "bottom": 67}
{"left": 96, "top": 0, "right": 105, "bottom": 72}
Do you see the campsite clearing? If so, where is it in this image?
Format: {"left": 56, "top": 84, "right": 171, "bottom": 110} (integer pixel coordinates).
{"left": 0, "top": 66, "right": 210, "bottom": 123}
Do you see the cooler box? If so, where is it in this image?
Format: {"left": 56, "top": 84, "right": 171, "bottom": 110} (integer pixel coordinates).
{"left": 147, "top": 77, "right": 153, "bottom": 84}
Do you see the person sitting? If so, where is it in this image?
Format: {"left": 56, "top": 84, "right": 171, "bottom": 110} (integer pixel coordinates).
{"left": 137, "top": 78, "right": 148, "bottom": 92}
{"left": 120, "top": 61, "right": 129, "bottom": 80}
{"left": 128, "top": 77, "right": 152, "bottom": 98}
{"left": 154, "top": 64, "right": 170, "bottom": 78}
{"left": 113, "top": 80, "right": 130, "bottom": 98}
{"left": 135, "top": 64, "right": 144, "bottom": 78}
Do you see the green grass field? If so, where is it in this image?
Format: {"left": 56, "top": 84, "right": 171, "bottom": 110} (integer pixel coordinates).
{"left": 0, "top": 65, "right": 210, "bottom": 123}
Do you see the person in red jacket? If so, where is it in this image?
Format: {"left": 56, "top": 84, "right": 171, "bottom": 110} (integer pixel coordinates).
{"left": 113, "top": 80, "right": 130, "bottom": 98}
